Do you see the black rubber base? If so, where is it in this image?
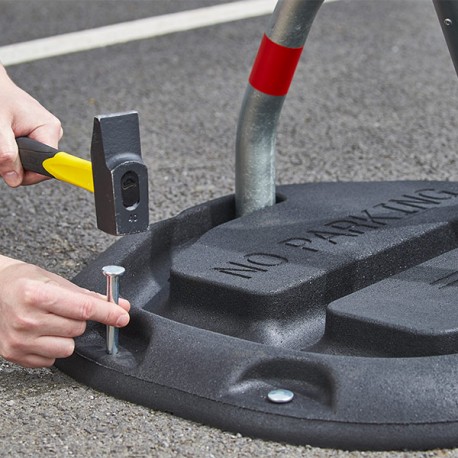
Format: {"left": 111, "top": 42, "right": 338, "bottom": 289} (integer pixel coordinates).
{"left": 56, "top": 181, "right": 458, "bottom": 450}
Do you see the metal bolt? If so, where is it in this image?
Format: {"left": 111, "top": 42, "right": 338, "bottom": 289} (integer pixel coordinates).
{"left": 445, "top": 18, "right": 453, "bottom": 26}
{"left": 102, "top": 265, "right": 125, "bottom": 355}
{"left": 267, "top": 389, "right": 294, "bottom": 404}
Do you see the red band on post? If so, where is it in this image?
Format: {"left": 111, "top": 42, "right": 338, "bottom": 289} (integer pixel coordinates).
{"left": 249, "top": 34, "right": 303, "bottom": 97}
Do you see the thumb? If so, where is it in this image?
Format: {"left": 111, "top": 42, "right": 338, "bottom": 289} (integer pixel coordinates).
{"left": 28, "top": 120, "right": 63, "bottom": 149}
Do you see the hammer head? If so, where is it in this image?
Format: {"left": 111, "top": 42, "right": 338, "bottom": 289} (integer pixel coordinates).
{"left": 90, "top": 111, "right": 149, "bottom": 236}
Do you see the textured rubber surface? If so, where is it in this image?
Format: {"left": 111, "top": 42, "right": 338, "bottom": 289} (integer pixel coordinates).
{"left": 57, "top": 181, "right": 458, "bottom": 450}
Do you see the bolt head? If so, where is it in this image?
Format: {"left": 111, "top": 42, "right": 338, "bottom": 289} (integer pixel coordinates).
{"left": 267, "top": 389, "right": 294, "bottom": 404}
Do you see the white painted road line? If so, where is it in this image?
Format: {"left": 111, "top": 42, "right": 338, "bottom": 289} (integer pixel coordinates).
{"left": 0, "top": 0, "right": 339, "bottom": 67}
{"left": 0, "top": 0, "right": 276, "bottom": 66}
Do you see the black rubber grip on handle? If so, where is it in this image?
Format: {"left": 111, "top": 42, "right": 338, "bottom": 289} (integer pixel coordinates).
{"left": 16, "top": 137, "right": 59, "bottom": 178}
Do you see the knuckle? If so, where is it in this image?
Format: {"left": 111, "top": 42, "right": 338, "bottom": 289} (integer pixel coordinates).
{"left": 20, "top": 279, "right": 44, "bottom": 307}
{"left": 21, "top": 278, "right": 57, "bottom": 310}
{"left": 44, "top": 116, "right": 62, "bottom": 135}
{"left": 79, "top": 300, "right": 94, "bottom": 321}
{"left": 51, "top": 116, "right": 61, "bottom": 127}
{"left": 3, "top": 337, "right": 24, "bottom": 357}
{"left": 50, "top": 117, "right": 62, "bottom": 132}
{"left": 0, "top": 148, "right": 16, "bottom": 167}
{"left": 11, "top": 314, "right": 36, "bottom": 333}
{"left": 105, "top": 306, "right": 121, "bottom": 326}
{"left": 1, "top": 346, "right": 16, "bottom": 361}
{"left": 20, "top": 281, "right": 36, "bottom": 307}
{"left": 6, "top": 355, "right": 24, "bottom": 366}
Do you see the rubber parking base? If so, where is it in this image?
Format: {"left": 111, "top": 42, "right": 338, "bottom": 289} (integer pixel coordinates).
{"left": 56, "top": 181, "right": 458, "bottom": 450}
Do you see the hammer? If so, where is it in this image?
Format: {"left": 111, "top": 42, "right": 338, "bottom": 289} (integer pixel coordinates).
{"left": 16, "top": 111, "right": 149, "bottom": 236}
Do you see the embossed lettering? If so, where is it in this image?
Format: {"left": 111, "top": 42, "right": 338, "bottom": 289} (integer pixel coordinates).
{"left": 215, "top": 187, "right": 458, "bottom": 276}
{"left": 245, "top": 253, "right": 287, "bottom": 267}
{"left": 326, "top": 220, "right": 366, "bottom": 234}
{"left": 440, "top": 189, "right": 458, "bottom": 197}
{"left": 214, "top": 262, "right": 267, "bottom": 279}
{"left": 360, "top": 209, "right": 401, "bottom": 225}
{"left": 279, "top": 237, "right": 319, "bottom": 252}
{"left": 388, "top": 194, "right": 441, "bottom": 210}
{"left": 307, "top": 229, "right": 358, "bottom": 245}
{"left": 416, "top": 188, "right": 453, "bottom": 200}
{"left": 214, "top": 253, "right": 288, "bottom": 279}
{"left": 346, "top": 215, "right": 383, "bottom": 229}
{"left": 374, "top": 203, "right": 418, "bottom": 215}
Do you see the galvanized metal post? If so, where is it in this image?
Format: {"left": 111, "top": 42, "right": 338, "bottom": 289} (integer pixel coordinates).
{"left": 433, "top": 0, "right": 458, "bottom": 76}
{"left": 235, "top": 0, "right": 324, "bottom": 216}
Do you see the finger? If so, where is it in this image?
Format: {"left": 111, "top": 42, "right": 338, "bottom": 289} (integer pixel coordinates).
{"left": 32, "top": 335, "right": 75, "bottom": 359}
{"left": 17, "top": 265, "right": 130, "bottom": 315}
{"left": 90, "top": 291, "right": 131, "bottom": 312}
{"left": 37, "top": 269, "right": 108, "bottom": 295}
{"left": 6, "top": 305, "right": 87, "bottom": 338}
{"left": 71, "top": 289, "right": 131, "bottom": 313}
{"left": 39, "top": 272, "right": 131, "bottom": 312}
{"left": 21, "top": 171, "right": 51, "bottom": 186}
{"left": 0, "top": 128, "right": 23, "bottom": 187}
{"left": 38, "top": 282, "right": 130, "bottom": 327}
{"left": 19, "top": 118, "right": 62, "bottom": 184}
{"left": 13, "top": 354, "right": 56, "bottom": 368}
{"left": 34, "top": 314, "right": 87, "bottom": 339}
{"left": 51, "top": 275, "right": 131, "bottom": 313}
{"left": 117, "top": 298, "right": 131, "bottom": 312}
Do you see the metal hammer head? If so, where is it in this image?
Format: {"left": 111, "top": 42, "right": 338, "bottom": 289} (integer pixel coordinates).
{"left": 90, "top": 111, "right": 149, "bottom": 236}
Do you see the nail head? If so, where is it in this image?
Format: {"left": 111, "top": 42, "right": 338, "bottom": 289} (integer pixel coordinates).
{"left": 102, "top": 265, "right": 126, "bottom": 277}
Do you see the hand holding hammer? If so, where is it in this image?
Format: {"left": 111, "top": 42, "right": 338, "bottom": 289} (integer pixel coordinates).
{"left": 16, "top": 111, "right": 149, "bottom": 236}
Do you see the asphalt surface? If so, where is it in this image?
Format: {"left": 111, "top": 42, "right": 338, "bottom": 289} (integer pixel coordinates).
{"left": 1, "top": 0, "right": 458, "bottom": 456}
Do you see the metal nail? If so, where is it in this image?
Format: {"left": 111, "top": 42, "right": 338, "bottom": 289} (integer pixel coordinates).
{"left": 102, "top": 265, "right": 125, "bottom": 355}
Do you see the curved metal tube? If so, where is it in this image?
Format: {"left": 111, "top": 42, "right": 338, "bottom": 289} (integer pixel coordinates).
{"left": 433, "top": 0, "right": 458, "bottom": 76}
{"left": 235, "top": 0, "right": 324, "bottom": 216}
